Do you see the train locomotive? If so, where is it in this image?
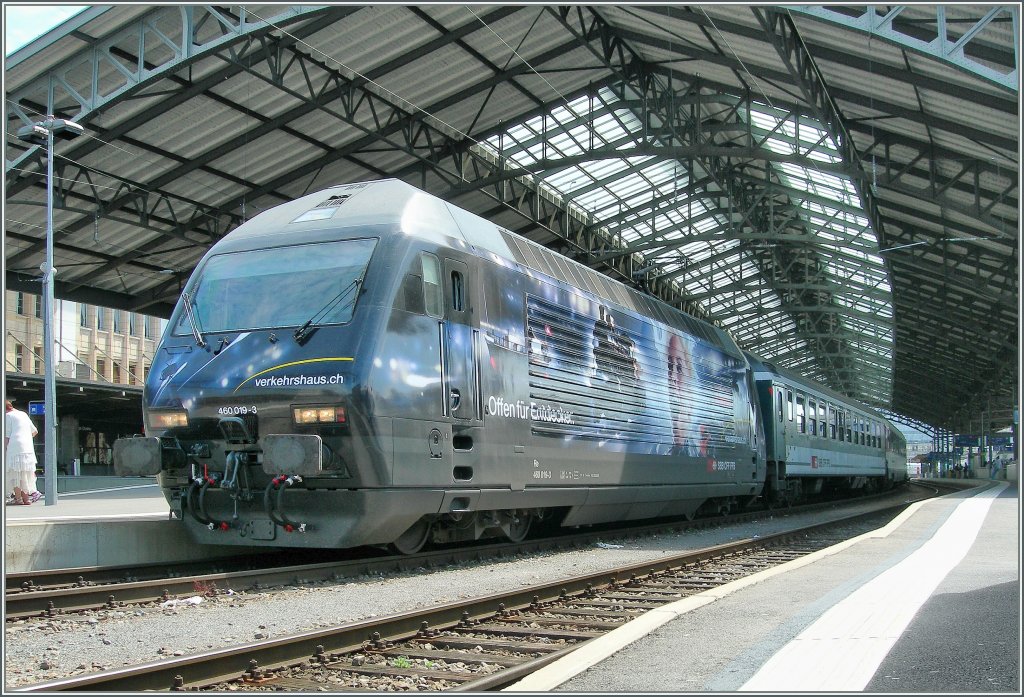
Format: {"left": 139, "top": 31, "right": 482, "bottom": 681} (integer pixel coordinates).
{"left": 113, "top": 179, "right": 906, "bottom": 551}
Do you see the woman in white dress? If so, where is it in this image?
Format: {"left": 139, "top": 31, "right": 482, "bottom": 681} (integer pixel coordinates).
{"left": 5, "top": 399, "right": 40, "bottom": 505}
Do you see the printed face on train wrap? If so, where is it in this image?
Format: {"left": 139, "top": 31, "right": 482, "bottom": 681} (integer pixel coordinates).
{"left": 480, "top": 273, "right": 745, "bottom": 470}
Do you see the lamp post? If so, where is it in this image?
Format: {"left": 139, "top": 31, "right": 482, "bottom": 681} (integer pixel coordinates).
{"left": 16, "top": 116, "right": 84, "bottom": 506}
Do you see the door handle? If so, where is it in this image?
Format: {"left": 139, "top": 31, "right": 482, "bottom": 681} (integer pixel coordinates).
{"left": 450, "top": 389, "right": 461, "bottom": 412}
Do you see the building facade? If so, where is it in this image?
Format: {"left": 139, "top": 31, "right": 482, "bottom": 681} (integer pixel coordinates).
{"left": 4, "top": 290, "right": 166, "bottom": 473}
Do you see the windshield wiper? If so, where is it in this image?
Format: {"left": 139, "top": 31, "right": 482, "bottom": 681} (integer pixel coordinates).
{"left": 181, "top": 290, "right": 207, "bottom": 348}
{"left": 294, "top": 276, "right": 363, "bottom": 345}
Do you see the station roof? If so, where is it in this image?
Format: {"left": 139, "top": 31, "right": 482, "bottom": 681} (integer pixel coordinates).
{"left": 4, "top": 5, "right": 1019, "bottom": 434}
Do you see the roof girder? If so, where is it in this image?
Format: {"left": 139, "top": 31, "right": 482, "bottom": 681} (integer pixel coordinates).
{"left": 544, "top": 6, "right": 894, "bottom": 403}
{"left": 5, "top": 5, "right": 342, "bottom": 172}
{"left": 786, "top": 5, "right": 1019, "bottom": 91}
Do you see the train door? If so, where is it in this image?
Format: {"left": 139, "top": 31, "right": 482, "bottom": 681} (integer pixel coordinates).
{"left": 764, "top": 383, "right": 787, "bottom": 457}
{"left": 443, "top": 258, "right": 479, "bottom": 422}
{"left": 765, "top": 382, "right": 789, "bottom": 503}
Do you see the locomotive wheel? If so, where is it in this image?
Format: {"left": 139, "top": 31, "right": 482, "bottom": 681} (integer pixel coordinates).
{"left": 504, "top": 511, "right": 532, "bottom": 543}
{"left": 390, "top": 518, "right": 432, "bottom": 555}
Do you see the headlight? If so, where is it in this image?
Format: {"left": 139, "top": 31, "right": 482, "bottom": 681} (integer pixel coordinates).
{"left": 148, "top": 410, "right": 189, "bottom": 429}
{"left": 293, "top": 405, "right": 347, "bottom": 424}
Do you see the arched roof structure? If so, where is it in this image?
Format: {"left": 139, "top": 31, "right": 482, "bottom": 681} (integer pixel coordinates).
{"left": 5, "top": 5, "right": 1019, "bottom": 433}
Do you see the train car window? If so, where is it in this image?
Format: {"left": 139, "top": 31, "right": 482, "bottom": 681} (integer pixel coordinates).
{"left": 829, "top": 405, "right": 837, "bottom": 439}
{"left": 845, "top": 411, "right": 852, "bottom": 442}
{"left": 796, "top": 394, "right": 806, "bottom": 434}
{"left": 808, "top": 399, "right": 817, "bottom": 437}
{"left": 776, "top": 389, "right": 784, "bottom": 422}
{"left": 786, "top": 390, "right": 793, "bottom": 421}
{"left": 421, "top": 253, "right": 443, "bottom": 318}
{"left": 818, "top": 403, "right": 827, "bottom": 437}
{"left": 450, "top": 270, "right": 465, "bottom": 312}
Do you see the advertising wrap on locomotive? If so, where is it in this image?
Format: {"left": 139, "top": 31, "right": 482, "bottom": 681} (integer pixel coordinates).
{"left": 113, "top": 179, "right": 906, "bottom": 551}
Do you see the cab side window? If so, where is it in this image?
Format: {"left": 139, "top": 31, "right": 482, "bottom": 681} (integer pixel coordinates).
{"left": 393, "top": 252, "right": 443, "bottom": 317}
{"left": 394, "top": 259, "right": 425, "bottom": 315}
{"left": 421, "top": 253, "right": 443, "bottom": 318}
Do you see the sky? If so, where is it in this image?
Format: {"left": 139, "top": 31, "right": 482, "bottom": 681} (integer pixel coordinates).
{"left": 4, "top": 4, "right": 88, "bottom": 56}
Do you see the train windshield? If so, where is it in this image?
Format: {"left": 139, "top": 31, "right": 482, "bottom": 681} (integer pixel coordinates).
{"left": 172, "top": 238, "right": 377, "bottom": 335}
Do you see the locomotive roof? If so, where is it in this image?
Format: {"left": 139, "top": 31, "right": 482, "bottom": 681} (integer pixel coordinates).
{"left": 217, "top": 179, "right": 745, "bottom": 360}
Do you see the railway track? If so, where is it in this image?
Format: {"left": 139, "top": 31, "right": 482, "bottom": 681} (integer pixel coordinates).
{"left": 5, "top": 485, "right": 938, "bottom": 621}
{"left": 14, "top": 498, "right": 923, "bottom": 692}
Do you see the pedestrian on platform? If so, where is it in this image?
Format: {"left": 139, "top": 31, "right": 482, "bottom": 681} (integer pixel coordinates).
{"left": 5, "top": 398, "right": 41, "bottom": 505}
{"left": 990, "top": 457, "right": 1002, "bottom": 480}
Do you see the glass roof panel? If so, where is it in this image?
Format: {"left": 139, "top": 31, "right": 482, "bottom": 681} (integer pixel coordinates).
{"left": 482, "top": 87, "right": 894, "bottom": 405}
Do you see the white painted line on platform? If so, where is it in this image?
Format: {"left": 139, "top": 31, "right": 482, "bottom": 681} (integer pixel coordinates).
{"left": 55, "top": 483, "right": 161, "bottom": 496}
{"left": 504, "top": 484, "right": 1005, "bottom": 692}
{"left": 738, "top": 482, "right": 1007, "bottom": 692}
{"left": 6, "top": 512, "right": 169, "bottom": 523}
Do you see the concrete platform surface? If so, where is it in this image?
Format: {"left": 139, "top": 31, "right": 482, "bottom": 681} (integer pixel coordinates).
{"left": 4, "top": 480, "right": 170, "bottom": 522}
{"left": 3, "top": 478, "right": 260, "bottom": 572}
{"left": 506, "top": 481, "right": 1019, "bottom": 694}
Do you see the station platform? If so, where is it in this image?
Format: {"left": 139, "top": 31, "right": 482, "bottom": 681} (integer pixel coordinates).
{"left": 506, "top": 479, "right": 1020, "bottom": 693}
{"left": 3, "top": 477, "right": 260, "bottom": 572}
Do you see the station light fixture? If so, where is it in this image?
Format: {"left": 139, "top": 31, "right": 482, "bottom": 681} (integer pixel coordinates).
{"left": 16, "top": 116, "right": 86, "bottom": 505}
